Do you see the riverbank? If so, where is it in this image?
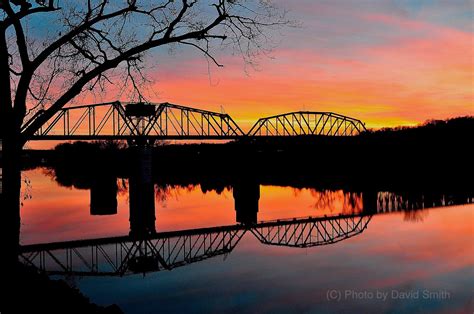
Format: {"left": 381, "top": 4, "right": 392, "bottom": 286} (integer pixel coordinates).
{"left": 2, "top": 263, "right": 122, "bottom": 313}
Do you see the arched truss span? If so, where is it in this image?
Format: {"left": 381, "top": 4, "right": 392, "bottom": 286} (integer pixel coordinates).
{"left": 248, "top": 111, "right": 366, "bottom": 136}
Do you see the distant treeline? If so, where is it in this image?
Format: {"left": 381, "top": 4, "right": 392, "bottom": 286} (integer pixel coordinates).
{"left": 25, "top": 116, "right": 472, "bottom": 193}
{"left": 363, "top": 116, "right": 474, "bottom": 141}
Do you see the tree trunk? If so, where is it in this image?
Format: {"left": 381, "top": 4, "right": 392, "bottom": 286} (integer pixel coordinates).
{"left": 0, "top": 127, "right": 22, "bottom": 271}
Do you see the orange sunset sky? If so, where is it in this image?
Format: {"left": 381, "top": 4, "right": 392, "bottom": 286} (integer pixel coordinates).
{"left": 29, "top": 0, "right": 473, "bottom": 142}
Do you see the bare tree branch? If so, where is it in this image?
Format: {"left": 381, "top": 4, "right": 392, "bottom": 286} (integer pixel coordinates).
{"left": 179, "top": 40, "right": 223, "bottom": 67}
{"left": 0, "top": 0, "right": 292, "bottom": 143}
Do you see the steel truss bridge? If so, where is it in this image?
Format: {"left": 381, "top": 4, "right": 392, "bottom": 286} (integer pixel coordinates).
{"left": 19, "top": 214, "right": 371, "bottom": 277}
{"left": 23, "top": 101, "right": 367, "bottom": 140}
{"left": 248, "top": 112, "right": 365, "bottom": 137}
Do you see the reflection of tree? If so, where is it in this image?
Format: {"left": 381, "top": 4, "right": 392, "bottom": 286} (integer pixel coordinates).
{"left": 20, "top": 174, "right": 32, "bottom": 206}
{"left": 310, "top": 189, "right": 363, "bottom": 214}
{"left": 42, "top": 167, "right": 78, "bottom": 189}
{"left": 403, "top": 209, "right": 429, "bottom": 222}
{"left": 42, "top": 165, "right": 105, "bottom": 190}
{"left": 117, "top": 178, "right": 128, "bottom": 197}
{"left": 154, "top": 184, "right": 231, "bottom": 206}
{"left": 200, "top": 183, "right": 231, "bottom": 195}
{"left": 292, "top": 188, "right": 302, "bottom": 198}
{"left": 346, "top": 192, "right": 363, "bottom": 213}
{"left": 377, "top": 192, "right": 431, "bottom": 222}
{"left": 311, "top": 190, "right": 336, "bottom": 213}
{"left": 154, "top": 184, "right": 196, "bottom": 207}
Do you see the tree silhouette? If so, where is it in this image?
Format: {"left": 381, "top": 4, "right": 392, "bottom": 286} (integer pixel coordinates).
{"left": 0, "top": 0, "right": 289, "bottom": 267}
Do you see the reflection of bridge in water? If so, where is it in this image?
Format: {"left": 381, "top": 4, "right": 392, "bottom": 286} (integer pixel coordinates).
{"left": 19, "top": 179, "right": 473, "bottom": 276}
{"left": 25, "top": 148, "right": 473, "bottom": 277}
{"left": 19, "top": 214, "right": 372, "bottom": 277}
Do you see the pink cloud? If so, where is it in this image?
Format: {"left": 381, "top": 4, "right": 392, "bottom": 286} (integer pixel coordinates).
{"left": 140, "top": 12, "right": 473, "bottom": 129}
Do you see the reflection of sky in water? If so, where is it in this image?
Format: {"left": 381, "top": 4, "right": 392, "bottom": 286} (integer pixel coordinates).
{"left": 20, "top": 168, "right": 474, "bottom": 313}
{"left": 20, "top": 169, "right": 366, "bottom": 244}
{"left": 74, "top": 205, "right": 473, "bottom": 314}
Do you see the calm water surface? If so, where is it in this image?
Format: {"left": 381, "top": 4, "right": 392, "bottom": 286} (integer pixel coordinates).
{"left": 20, "top": 168, "right": 474, "bottom": 314}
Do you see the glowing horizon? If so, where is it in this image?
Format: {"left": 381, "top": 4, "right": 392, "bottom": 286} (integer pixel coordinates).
{"left": 25, "top": 1, "right": 473, "bottom": 150}
{"left": 62, "top": 1, "right": 472, "bottom": 131}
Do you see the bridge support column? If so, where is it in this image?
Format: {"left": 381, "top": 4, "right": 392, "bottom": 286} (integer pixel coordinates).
{"left": 362, "top": 190, "right": 378, "bottom": 214}
{"left": 90, "top": 175, "right": 118, "bottom": 215}
{"left": 233, "top": 179, "right": 260, "bottom": 225}
{"left": 128, "top": 141, "right": 156, "bottom": 236}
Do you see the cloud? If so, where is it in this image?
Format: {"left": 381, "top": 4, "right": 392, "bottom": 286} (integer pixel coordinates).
{"left": 147, "top": 11, "right": 473, "bottom": 129}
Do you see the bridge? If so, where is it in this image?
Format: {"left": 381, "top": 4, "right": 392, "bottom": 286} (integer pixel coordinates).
{"left": 19, "top": 214, "right": 372, "bottom": 276}
{"left": 22, "top": 101, "right": 367, "bottom": 140}
{"left": 19, "top": 186, "right": 473, "bottom": 277}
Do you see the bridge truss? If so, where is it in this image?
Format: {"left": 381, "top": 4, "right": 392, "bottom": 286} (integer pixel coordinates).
{"left": 251, "top": 215, "right": 371, "bottom": 248}
{"left": 248, "top": 112, "right": 366, "bottom": 136}
{"left": 25, "top": 102, "right": 244, "bottom": 140}
{"left": 20, "top": 226, "right": 246, "bottom": 276}
{"left": 24, "top": 102, "right": 366, "bottom": 140}
{"left": 20, "top": 214, "right": 371, "bottom": 276}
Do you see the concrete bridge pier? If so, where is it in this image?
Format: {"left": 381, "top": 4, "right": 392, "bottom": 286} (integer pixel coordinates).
{"left": 128, "top": 140, "right": 156, "bottom": 237}
{"left": 233, "top": 179, "right": 260, "bottom": 225}
{"left": 362, "top": 190, "right": 378, "bottom": 214}
{"left": 90, "top": 175, "right": 118, "bottom": 215}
